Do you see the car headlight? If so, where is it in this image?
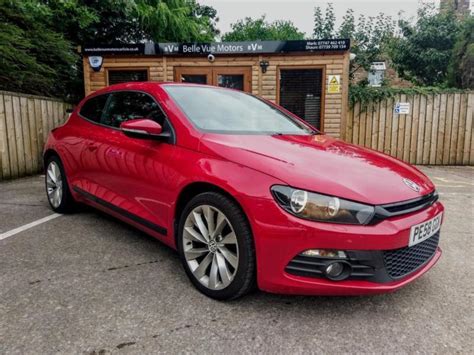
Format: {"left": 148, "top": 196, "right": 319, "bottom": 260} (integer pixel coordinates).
{"left": 271, "top": 185, "right": 375, "bottom": 225}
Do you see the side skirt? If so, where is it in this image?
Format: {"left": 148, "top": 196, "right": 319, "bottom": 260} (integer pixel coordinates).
{"left": 72, "top": 186, "right": 167, "bottom": 236}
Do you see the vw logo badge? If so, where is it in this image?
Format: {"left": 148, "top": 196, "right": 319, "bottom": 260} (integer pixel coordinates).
{"left": 403, "top": 178, "right": 421, "bottom": 192}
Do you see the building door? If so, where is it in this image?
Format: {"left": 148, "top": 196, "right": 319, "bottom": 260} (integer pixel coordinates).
{"left": 278, "top": 68, "right": 324, "bottom": 130}
{"left": 175, "top": 67, "right": 251, "bottom": 92}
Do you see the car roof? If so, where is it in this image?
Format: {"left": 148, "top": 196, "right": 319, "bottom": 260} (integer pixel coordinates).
{"left": 87, "top": 81, "right": 240, "bottom": 100}
{"left": 95, "top": 81, "right": 210, "bottom": 93}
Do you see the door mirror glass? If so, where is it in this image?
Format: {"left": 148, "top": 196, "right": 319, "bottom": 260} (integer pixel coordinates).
{"left": 120, "top": 118, "right": 164, "bottom": 139}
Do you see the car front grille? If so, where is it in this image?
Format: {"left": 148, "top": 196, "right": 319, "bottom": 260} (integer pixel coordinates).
{"left": 374, "top": 191, "right": 438, "bottom": 221}
{"left": 383, "top": 232, "right": 440, "bottom": 279}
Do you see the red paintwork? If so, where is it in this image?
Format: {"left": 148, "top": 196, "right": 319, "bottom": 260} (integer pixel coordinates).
{"left": 121, "top": 118, "right": 163, "bottom": 135}
{"left": 44, "top": 82, "right": 444, "bottom": 296}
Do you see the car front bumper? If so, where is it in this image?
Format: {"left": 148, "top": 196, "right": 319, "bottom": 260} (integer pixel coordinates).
{"left": 246, "top": 196, "right": 444, "bottom": 296}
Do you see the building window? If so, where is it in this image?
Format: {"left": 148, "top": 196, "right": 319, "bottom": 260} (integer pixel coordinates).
{"left": 108, "top": 69, "right": 148, "bottom": 85}
{"left": 279, "top": 68, "right": 323, "bottom": 130}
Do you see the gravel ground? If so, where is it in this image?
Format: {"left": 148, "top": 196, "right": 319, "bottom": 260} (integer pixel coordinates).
{"left": 0, "top": 166, "right": 473, "bottom": 354}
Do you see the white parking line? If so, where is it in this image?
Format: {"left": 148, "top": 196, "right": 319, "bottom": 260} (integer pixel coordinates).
{"left": 0, "top": 213, "right": 62, "bottom": 241}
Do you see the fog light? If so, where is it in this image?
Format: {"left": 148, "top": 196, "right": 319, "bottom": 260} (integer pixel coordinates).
{"left": 324, "top": 261, "right": 351, "bottom": 281}
{"left": 301, "top": 249, "right": 347, "bottom": 258}
{"left": 325, "top": 262, "right": 344, "bottom": 277}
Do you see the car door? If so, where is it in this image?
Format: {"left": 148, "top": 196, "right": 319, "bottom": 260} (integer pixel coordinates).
{"left": 82, "top": 90, "right": 177, "bottom": 235}
{"left": 69, "top": 93, "right": 110, "bottom": 190}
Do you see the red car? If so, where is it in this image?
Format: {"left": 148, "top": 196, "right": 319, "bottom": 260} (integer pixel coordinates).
{"left": 44, "top": 82, "right": 443, "bottom": 300}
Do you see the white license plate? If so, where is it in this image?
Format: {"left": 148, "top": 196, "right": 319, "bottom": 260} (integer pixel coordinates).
{"left": 409, "top": 212, "right": 442, "bottom": 247}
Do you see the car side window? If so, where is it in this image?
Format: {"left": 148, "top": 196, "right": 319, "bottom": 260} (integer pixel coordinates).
{"left": 102, "top": 91, "right": 167, "bottom": 129}
{"left": 79, "top": 94, "right": 109, "bottom": 123}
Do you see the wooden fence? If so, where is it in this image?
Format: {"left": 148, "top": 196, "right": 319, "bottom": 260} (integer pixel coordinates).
{"left": 0, "top": 91, "right": 71, "bottom": 180}
{"left": 346, "top": 92, "right": 474, "bottom": 165}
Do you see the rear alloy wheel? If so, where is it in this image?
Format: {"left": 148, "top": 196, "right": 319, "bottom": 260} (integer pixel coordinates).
{"left": 45, "top": 156, "right": 76, "bottom": 213}
{"left": 178, "top": 192, "right": 255, "bottom": 300}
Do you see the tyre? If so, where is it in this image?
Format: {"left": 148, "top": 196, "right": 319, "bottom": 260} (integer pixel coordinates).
{"left": 45, "top": 155, "right": 77, "bottom": 213}
{"left": 177, "top": 192, "right": 256, "bottom": 300}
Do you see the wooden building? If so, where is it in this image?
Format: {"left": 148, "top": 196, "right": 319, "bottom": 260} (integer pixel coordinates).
{"left": 82, "top": 39, "right": 350, "bottom": 138}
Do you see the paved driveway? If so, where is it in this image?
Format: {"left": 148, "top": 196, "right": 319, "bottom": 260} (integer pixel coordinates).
{"left": 0, "top": 166, "right": 473, "bottom": 354}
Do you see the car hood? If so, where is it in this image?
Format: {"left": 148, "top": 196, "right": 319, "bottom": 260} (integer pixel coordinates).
{"left": 199, "top": 133, "right": 435, "bottom": 205}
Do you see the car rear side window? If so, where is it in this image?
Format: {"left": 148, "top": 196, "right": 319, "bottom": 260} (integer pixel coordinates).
{"left": 79, "top": 94, "right": 109, "bottom": 122}
{"left": 102, "top": 91, "right": 167, "bottom": 129}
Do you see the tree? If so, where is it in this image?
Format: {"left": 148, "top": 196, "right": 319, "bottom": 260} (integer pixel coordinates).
{"left": 0, "top": 0, "right": 220, "bottom": 101}
{"left": 191, "top": 1, "right": 220, "bottom": 39}
{"left": 313, "top": 3, "right": 335, "bottom": 39}
{"left": 349, "top": 13, "right": 394, "bottom": 77}
{"left": 330, "top": 8, "right": 394, "bottom": 78}
{"left": 44, "top": 0, "right": 219, "bottom": 45}
{"left": 222, "top": 16, "right": 304, "bottom": 41}
{"left": 0, "top": 0, "right": 78, "bottom": 98}
{"left": 312, "top": 5, "right": 394, "bottom": 78}
{"left": 45, "top": 0, "right": 144, "bottom": 45}
{"left": 447, "top": 16, "right": 473, "bottom": 89}
{"left": 388, "top": 4, "right": 461, "bottom": 86}
{"left": 338, "top": 8, "right": 355, "bottom": 39}
{"left": 135, "top": 0, "right": 219, "bottom": 42}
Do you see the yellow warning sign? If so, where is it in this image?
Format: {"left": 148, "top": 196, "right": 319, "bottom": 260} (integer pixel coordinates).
{"left": 328, "top": 75, "right": 341, "bottom": 94}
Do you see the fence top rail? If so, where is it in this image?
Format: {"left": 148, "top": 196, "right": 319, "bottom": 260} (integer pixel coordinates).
{"left": 0, "top": 90, "right": 70, "bottom": 103}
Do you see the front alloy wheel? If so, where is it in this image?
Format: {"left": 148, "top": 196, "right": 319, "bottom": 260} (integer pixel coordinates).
{"left": 183, "top": 205, "right": 239, "bottom": 290}
{"left": 178, "top": 192, "right": 256, "bottom": 300}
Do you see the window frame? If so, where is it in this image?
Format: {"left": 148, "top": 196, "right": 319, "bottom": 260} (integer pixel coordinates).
{"left": 106, "top": 68, "right": 150, "bottom": 86}
{"left": 78, "top": 90, "right": 176, "bottom": 144}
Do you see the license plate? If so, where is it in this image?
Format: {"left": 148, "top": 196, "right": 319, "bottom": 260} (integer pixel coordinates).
{"left": 409, "top": 212, "right": 442, "bottom": 247}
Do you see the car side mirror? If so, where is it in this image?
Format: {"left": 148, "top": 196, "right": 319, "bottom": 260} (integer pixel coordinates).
{"left": 120, "top": 119, "right": 170, "bottom": 140}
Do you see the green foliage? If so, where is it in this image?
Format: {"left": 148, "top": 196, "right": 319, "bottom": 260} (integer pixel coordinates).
{"left": 46, "top": 0, "right": 144, "bottom": 45}
{"left": 447, "top": 16, "right": 474, "bottom": 89}
{"left": 136, "top": 0, "right": 218, "bottom": 42}
{"left": 388, "top": 4, "right": 462, "bottom": 86}
{"left": 222, "top": 15, "right": 304, "bottom": 41}
{"left": 0, "top": 0, "right": 78, "bottom": 98}
{"left": 349, "top": 84, "right": 468, "bottom": 109}
{"left": 313, "top": 4, "right": 395, "bottom": 78}
{"left": 345, "top": 13, "right": 394, "bottom": 76}
{"left": 0, "top": 0, "right": 220, "bottom": 102}
{"left": 338, "top": 8, "right": 355, "bottom": 39}
{"left": 313, "top": 3, "right": 335, "bottom": 39}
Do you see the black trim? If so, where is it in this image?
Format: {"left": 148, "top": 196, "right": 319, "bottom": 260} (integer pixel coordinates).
{"left": 82, "top": 39, "right": 350, "bottom": 56}
{"left": 372, "top": 191, "right": 439, "bottom": 224}
{"left": 72, "top": 186, "right": 167, "bottom": 236}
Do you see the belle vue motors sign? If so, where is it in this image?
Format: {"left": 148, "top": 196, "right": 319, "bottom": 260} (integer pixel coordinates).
{"left": 82, "top": 39, "right": 350, "bottom": 56}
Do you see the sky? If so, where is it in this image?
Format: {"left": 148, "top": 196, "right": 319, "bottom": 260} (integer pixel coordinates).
{"left": 199, "top": 0, "right": 440, "bottom": 37}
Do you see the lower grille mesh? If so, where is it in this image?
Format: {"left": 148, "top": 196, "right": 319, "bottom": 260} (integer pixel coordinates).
{"left": 383, "top": 233, "right": 440, "bottom": 279}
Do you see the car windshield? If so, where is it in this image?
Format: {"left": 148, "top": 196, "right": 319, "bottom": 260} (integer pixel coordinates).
{"left": 164, "top": 85, "right": 314, "bottom": 135}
